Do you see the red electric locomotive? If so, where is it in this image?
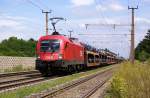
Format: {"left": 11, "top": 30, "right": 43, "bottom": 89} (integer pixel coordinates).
{"left": 36, "top": 34, "right": 85, "bottom": 75}
{"left": 36, "top": 17, "right": 120, "bottom": 75}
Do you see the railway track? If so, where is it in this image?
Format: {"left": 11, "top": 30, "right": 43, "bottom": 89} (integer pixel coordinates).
{"left": 26, "top": 67, "right": 114, "bottom": 98}
{"left": 81, "top": 77, "right": 109, "bottom": 98}
{"left": 0, "top": 73, "right": 42, "bottom": 85}
{"left": 0, "top": 70, "right": 39, "bottom": 77}
{"left": 0, "top": 70, "right": 58, "bottom": 93}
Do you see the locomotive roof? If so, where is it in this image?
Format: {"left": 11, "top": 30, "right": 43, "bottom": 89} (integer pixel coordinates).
{"left": 39, "top": 35, "right": 70, "bottom": 41}
{"left": 39, "top": 35, "right": 83, "bottom": 47}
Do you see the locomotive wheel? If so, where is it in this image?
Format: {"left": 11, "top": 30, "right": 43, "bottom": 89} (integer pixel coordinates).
{"left": 39, "top": 70, "right": 48, "bottom": 76}
{"left": 76, "top": 65, "right": 81, "bottom": 72}
{"left": 82, "top": 64, "right": 87, "bottom": 71}
{"left": 80, "top": 65, "right": 84, "bottom": 70}
{"left": 68, "top": 65, "right": 74, "bottom": 73}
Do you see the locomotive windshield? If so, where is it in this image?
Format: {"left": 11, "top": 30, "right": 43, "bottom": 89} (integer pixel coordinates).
{"left": 40, "top": 40, "right": 60, "bottom": 52}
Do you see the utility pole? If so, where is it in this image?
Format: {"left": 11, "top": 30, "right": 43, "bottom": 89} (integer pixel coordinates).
{"left": 128, "top": 6, "right": 138, "bottom": 64}
{"left": 42, "top": 10, "right": 51, "bottom": 35}
{"left": 68, "top": 30, "right": 73, "bottom": 38}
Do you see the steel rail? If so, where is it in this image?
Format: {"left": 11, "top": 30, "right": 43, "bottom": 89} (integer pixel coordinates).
{"left": 39, "top": 68, "right": 113, "bottom": 98}
{"left": 0, "top": 70, "right": 39, "bottom": 77}
{"left": 81, "top": 76, "right": 110, "bottom": 98}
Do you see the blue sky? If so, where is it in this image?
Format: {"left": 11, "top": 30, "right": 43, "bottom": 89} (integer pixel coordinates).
{"left": 0, "top": 0, "right": 150, "bottom": 58}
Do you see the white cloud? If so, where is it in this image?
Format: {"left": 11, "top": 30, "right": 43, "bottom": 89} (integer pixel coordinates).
{"left": 143, "top": 0, "right": 150, "bottom": 2}
{"left": 0, "top": 20, "right": 20, "bottom": 28}
{"left": 96, "top": 5, "right": 107, "bottom": 11}
{"left": 71, "top": 0, "right": 94, "bottom": 7}
{"left": 109, "top": 3, "right": 125, "bottom": 11}
{"left": 105, "top": 18, "right": 117, "bottom": 24}
{"left": 0, "top": 14, "right": 42, "bottom": 41}
{"left": 96, "top": 3, "right": 125, "bottom": 12}
{"left": 0, "top": 15, "right": 29, "bottom": 32}
{"left": 136, "top": 17, "right": 150, "bottom": 24}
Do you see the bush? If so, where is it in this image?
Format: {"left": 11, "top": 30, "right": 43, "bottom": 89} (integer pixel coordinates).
{"left": 105, "top": 62, "right": 150, "bottom": 98}
{"left": 135, "top": 29, "right": 150, "bottom": 61}
{"left": 0, "top": 65, "right": 34, "bottom": 73}
{"left": 12, "top": 65, "right": 23, "bottom": 72}
{"left": 105, "top": 76, "right": 127, "bottom": 98}
{"left": 138, "top": 51, "right": 150, "bottom": 62}
{"left": 147, "top": 58, "right": 150, "bottom": 64}
{"left": 0, "top": 37, "right": 36, "bottom": 57}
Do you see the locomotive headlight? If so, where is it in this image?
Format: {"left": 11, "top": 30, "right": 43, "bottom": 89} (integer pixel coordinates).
{"left": 58, "top": 54, "right": 63, "bottom": 59}
{"left": 37, "top": 55, "right": 40, "bottom": 59}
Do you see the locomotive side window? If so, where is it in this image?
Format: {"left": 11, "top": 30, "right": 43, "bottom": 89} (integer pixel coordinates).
{"left": 40, "top": 40, "right": 60, "bottom": 52}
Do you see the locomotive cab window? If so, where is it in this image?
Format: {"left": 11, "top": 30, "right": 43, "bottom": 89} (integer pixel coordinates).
{"left": 40, "top": 40, "right": 60, "bottom": 52}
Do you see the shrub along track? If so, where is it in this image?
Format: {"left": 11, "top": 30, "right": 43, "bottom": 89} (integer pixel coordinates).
{"left": 26, "top": 66, "right": 115, "bottom": 98}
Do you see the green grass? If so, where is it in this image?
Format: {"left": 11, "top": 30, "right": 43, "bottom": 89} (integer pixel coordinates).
{"left": 105, "top": 61, "right": 150, "bottom": 98}
{"left": 0, "top": 65, "right": 114, "bottom": 98}
{"left": 146, "top": 58, "right": 150, "bottom": 65}
{"left": 0, "top": 65, "right": 34, "bottom": 73}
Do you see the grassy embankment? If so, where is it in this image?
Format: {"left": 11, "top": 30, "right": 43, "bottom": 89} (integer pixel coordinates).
{"left": 105, "top": 59, "right": 150, "bottom": 98}
{"left": 0, "top": 65, "right": 115, "bottom": 98}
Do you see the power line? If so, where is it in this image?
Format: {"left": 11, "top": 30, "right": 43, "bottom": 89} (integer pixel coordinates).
{"left": 26, "top": 0, "right": 43, "bottom": 10}
{"left": 85, "top": 23, "right": 130, "bottom": 30}
{"left": 92, "top": 41, "right": 128, "bottom": 43}
{"left": 94, "top": 0, "right": 109, "bottom": 24}
{"left": 26, "top": 0, "right": 52, "bottom": 35}
{"left": 128, "top": 0, "right": 139, "bottom": 8}
{"left": 78, "top": 33, "right": 144, "bottom": 36}
{"left": 78, "top": 33, "right": 130, "bottom": 36}
{"left": 85, "top": 41, "right": 129, "bottom": 44}
{"left": 38, "top": 0, "right": 49, "bottom": 10}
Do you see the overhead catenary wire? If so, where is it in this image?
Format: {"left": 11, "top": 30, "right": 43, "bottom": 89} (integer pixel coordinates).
{"left": 26, "top": 0, "right": 43, "bottom": 11}
{"left": 38, "top": 0, "right": 50, "bottom": 10}
{"left": 86, "top": 0, "right": 132, "bottom": 30}
{"left": 78, "top": 33, "right": 131, "bottom": 36}
{"left": 94, "top": 0, "right": 109, "bottom": 24}
{"left": 26, "top": 0, "right": 52, "bottom": 36}
{"left": 78, "top": 33, "right": 145, "bottom": 35}
{"left": 91, "top": 41, "right": 129, "bottom": 43}
{"left": 128, "top": 0, "right": 140, "bottom": 8}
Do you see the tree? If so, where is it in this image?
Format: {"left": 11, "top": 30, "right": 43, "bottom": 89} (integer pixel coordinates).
{"left": 138, "top": 51, "right": 149, "bottom": 62}
{"left": 0, "top": 37, "right": 37, "bottom": 57}
{"left": 135, "top": 29, "right": 150, "bottom": 61}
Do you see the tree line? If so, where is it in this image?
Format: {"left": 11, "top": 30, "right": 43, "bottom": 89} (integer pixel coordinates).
{"left": 0, "top": 37, "right": 36, "bottom": 57}
{"left": 135, "top": 29, "right": 150, "bottom": 61}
